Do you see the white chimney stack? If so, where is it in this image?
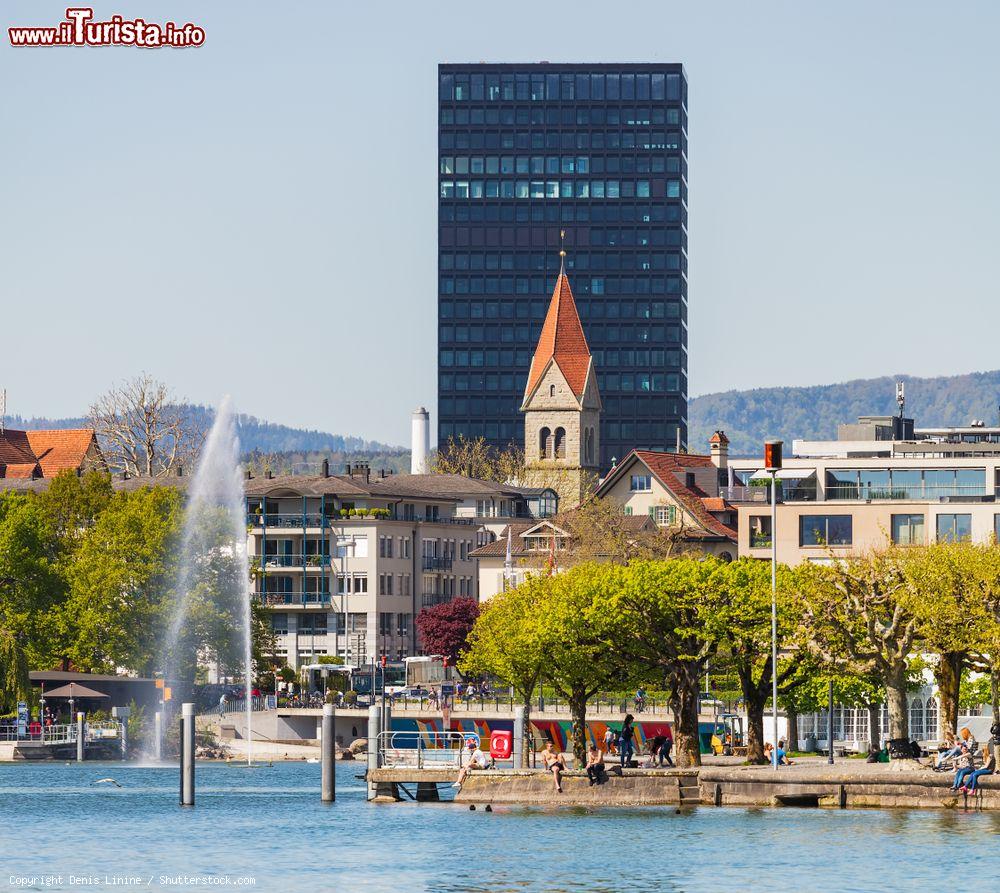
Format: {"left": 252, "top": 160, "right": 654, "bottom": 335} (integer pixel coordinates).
{"left": 411, "top": 407, "right": 430, "bottom": 475}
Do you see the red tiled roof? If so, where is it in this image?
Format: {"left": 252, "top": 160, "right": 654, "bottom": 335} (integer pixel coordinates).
{"left": 709, "top": 430, "right": 729, "bottom": 445}
{"left": 524, "top": 271, "right": 592, "bottom": 399}
{"left": 700, "top": 497, "right": 732, "bottom": 512}
{"left": 25, "top": 429, "right": 97, "bottom": 476}
{"left": 4, "top": 462, "right": 40, "bottom": 478}
{"left": 0, "top": 428, "right": 98, "bottom": 479}
{"left": 612, "top": 450, "right": 737, "bottom": 541}
{"left": 0, "top": 429, "right": 37, "bottom": 467}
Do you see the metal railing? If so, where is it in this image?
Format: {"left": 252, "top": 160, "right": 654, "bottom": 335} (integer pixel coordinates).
{"left": 257, "top": 592, "right": 332, "bottom": 606}
{"left": 826, "top": 484, "right": 990, "bottom": 501}
{"left": 249, "top": 514, "right": 329, "bottom": 528}
{"left": 256, "top": 555, "right": 331, "bottom": 569}
{"left": 421, "top": 593, "right": 452, "bottom": 607}
{"left": 220, "top": 696, "right": 274, "bottom": 715}
{"left": 376, "top": 730, "right": 478, "bottom": 769}
{"left": 422, "top": 556, "right": 453, "bottom": 571}
{"left": 721, "top": 485, "right": 815, "bottom": 503}
{"left": 0, "top": 721, "right": 122, "bottom": 744}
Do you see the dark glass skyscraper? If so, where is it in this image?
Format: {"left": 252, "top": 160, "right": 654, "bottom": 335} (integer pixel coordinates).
{"left": 437, "top": 63, "right": 688, "bottom": 467}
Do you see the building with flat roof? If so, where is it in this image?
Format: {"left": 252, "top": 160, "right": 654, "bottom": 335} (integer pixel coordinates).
{"left": 437, "top": 63, "right": 689, "bottom": 467}
{"left": 726, "top": 407, "right": 1000, "bottom": 564}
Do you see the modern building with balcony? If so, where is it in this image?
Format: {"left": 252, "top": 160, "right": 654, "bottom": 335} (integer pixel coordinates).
{"left": 437, "top": 63, "right": 689, "bottom": 467}
{"left": 245, "top": 462, "right": 556, "bottom": 669}
{"left": 727, "top": 409, "right": 1000, "bottom": 564}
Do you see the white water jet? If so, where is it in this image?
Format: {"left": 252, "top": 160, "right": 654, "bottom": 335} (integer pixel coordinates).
{"left": 164, "top": 397, "right": 253, "bottom": 766}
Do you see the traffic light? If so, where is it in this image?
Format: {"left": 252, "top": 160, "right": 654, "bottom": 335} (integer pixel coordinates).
{"left": 380, "top": 655, "right": 387, "bottom": 668}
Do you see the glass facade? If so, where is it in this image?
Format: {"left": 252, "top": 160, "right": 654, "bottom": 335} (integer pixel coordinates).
{"left": 438, "top": 63, "right": 688, "bottom": 466}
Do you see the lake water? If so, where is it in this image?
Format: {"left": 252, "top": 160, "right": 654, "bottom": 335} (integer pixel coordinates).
{"left": 2, "top": 761, "right": 1000, "bottom": 892}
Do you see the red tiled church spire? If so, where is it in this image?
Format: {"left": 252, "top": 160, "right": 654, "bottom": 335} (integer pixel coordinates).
{"left": 524, "top": 232, "right": 593, "bottom": 400}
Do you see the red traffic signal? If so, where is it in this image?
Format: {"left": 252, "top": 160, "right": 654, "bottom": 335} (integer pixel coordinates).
{"left": 442, "top": 656, "right": 449, "bottom": 668}
{"left": 380, "top": 655, "right": 387, "bottom": 667}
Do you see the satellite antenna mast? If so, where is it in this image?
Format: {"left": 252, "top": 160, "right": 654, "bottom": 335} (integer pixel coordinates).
{"left": 0, "top": 388, "right": 5, "bottom": 434}
{"left": 896, "top": 381, "right": 905, "bottom": 420}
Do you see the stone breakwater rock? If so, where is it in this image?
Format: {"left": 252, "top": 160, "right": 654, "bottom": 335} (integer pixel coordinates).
{"left": 349, "top": 738, "right": 368, "bottom": 755}
{"left": 196, "top": 744, "right": 231, "bottom": 760}
{"left": 336, "top": 749, "right": 355, "bottom": 761}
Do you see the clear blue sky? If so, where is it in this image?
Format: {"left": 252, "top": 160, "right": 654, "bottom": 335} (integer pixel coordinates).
{"left": 3, "top": 1, "right": 999, "bottom": 446}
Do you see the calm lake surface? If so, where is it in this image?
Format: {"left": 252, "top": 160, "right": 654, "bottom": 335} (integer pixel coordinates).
{"left": 2, "top": 761, "right": 1000, "bottom": 892}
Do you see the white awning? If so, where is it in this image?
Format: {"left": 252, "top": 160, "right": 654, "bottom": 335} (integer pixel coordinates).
{"left": 749, "top": 468, "right": 817, "bottom": 481}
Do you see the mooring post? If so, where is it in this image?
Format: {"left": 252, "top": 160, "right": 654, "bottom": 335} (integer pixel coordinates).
{"left": 180, "top": 702, "right": 195, "bottom": 807}
{"left": 321, "top": 703, "right": 336, "bottom": 803}
{"left": 367, "top": 704, "right": 382, "bottom": 801}
{"left": 76, "top": 712, "right": 85, "bottom": 763}
{"left": 154, "top": 711, "right": 162, "bottom": 762}
{"left": 513, "top": 706, "right": 526, "bottom": 769}
{"left": 382, "top": 697, "right": 393, "bottom": 741}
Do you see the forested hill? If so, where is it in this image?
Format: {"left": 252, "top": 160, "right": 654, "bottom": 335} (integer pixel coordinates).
{"left": 7, "top": 404, "right": 403, "bottom": 455}
{"left": 689, "top": 370, "right": 1000, "bottom": 457}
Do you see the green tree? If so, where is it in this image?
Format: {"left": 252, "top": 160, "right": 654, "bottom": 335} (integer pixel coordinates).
{"left": 538, "top": 564, "right": 636, "bottom": 762}
{"left": 711, "top": 559, "right": 809, "bottom": 763}
{"left": 902, "top": 542, "right": 988, "bottom": 739}
{"left": 609, "top": 557, "right": 723, "bottom": 767}
{"left": 0, "top": 492, "right": 67, "bottom": 668}
{"left": 0, "top": 626, "right": 30, "bottom": 713}
{"left": 64, "top": 487, "right": 181, "bottom": 674}
{"left": 799, "top": 550, "right": 916, "bottom": 740}
{"left": 462, "top": 576, "right": 547, "bottom": 766}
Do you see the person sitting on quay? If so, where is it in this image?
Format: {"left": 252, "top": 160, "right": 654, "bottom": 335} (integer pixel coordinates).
{"left": 936, "top": 729, "right": 971, "bottom": 768}
{"left": 542, "top": 740, "right": 567, "bottom": 793}
{"left": 764, "top": 741, "right": 793, "bottom": 766}
{"left": 949, "top": 743, "right": 975, "bottom": 791}
{"left": 452, "top": 738, "right": 489, "bottom": 789}
{"left": 584, "top": 744, "right": 606, "bottom": 786}
{"left": 965, "top": 746, "right": 997, "bottom": 794}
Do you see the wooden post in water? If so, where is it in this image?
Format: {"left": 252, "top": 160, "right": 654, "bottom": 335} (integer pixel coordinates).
{"left": 321, "top": 704, "right": 336, "bottom": 803}
{"left": 76, "top": 712, "right": 84, "bottom": 762}
{"left": 180, "top": 703, "right": 195, "bottom": 806}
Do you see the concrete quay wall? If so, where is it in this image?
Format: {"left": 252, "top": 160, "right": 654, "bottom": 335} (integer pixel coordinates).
{"left": 699, "top": 765, "right": 1000, "bottom": 810}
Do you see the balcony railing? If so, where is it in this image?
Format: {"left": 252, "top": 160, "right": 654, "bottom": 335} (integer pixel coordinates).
{"left": 421, "top": 593, "right": 453, "bottom": 607}
{"left": 257, "top": 592, "right": 332, "bottom": 606}
{"left": 256, "top": 554, "right": 331, "bottom": 569}
{"left": 249, "top": 514, "right": 329, "bottom": 528}
{"left": 422, "top": 556, "right": 453, "bottom": 571}
{"left": 749, "top": 534, "right": 772, "bottom": 549}
{"left": 720, "top": 485, "right": 816, "bottom": 503}
{"left": 825, "top": 484, "right": 991, "bottom": 501}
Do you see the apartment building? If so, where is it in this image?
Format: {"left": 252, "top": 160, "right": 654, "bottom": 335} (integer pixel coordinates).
{"left": 245, "top": 462, "right": 555, "bottom": 669}
{"left": 727, "top": 412, "right": 1000, "bottom": 564}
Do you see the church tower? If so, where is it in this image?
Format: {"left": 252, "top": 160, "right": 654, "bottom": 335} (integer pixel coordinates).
{"left": 521, "top": 238, "right": 601, "bottom": 509}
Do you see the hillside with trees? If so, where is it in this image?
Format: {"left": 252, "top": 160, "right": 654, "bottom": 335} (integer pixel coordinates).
{"left": 689, "top": 369, "right": 1000, "bottom": 456}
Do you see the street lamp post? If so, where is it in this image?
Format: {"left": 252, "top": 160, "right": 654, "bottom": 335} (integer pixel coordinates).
{"left": 764, "top": 440, "right": 783, "bottom": 770}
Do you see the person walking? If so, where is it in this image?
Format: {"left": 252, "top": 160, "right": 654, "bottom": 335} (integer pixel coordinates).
{"left": 219, "top": 693, "right": 227, "bottom": 718}
{"left": 659, "top": 732, "right": 674, "bottom": 767}
{"left": 603, "top": 726, "right": 617, "bottom": 755}
{"left": 619, "top": 714, "right": 635, "bottom": 768}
